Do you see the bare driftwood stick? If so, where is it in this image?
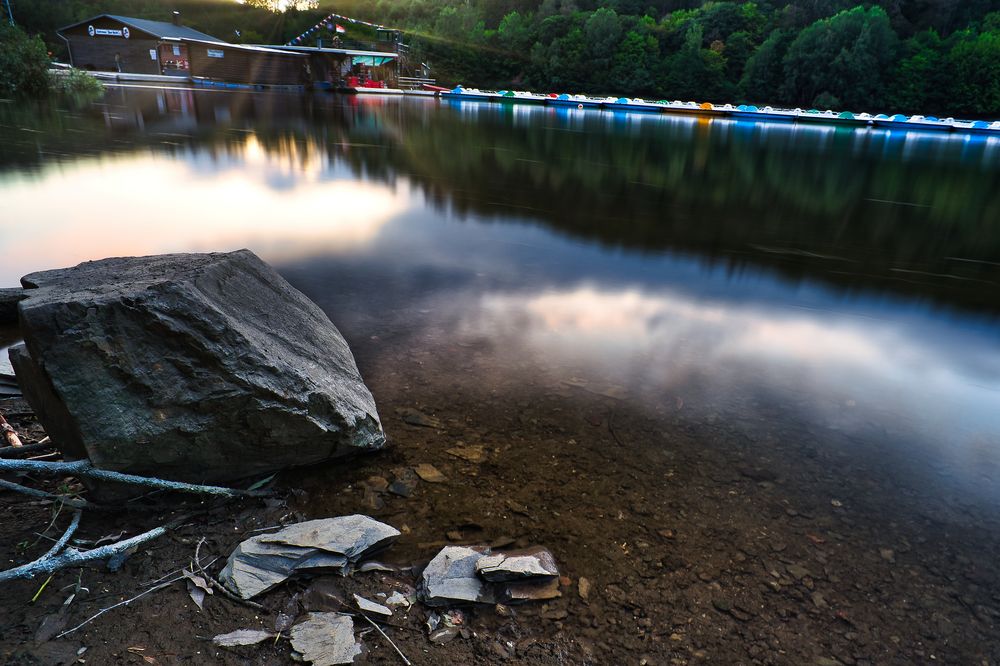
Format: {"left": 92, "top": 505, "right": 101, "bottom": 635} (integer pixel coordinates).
{"left": 0, "top": 458, "right": 263, "bottom": 498}
{"left": 0, "top": 478, "right": 89, "bottom": 508}
{"left": 41, "top": 510, "right": 82, "bottom": 560}
{"left": 0, "top": 522, "right": 167, "bottom": 582}
{"left": 0, "top": 414, "right": 23, "bottom": 448}
{"left": 0, "top": 441, "right": 58, "bottom": 458}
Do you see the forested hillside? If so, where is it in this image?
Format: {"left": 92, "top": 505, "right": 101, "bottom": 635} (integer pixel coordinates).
{"left": 12, "top": 0, "right": 1000, "bottom": 115}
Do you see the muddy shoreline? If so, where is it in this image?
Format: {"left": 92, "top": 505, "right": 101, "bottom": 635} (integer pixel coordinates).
{"left": 2, "top": 341, "right": 999, "bottom": 665}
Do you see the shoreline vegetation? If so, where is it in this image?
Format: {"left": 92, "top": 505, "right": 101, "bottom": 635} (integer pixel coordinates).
{"left": 0, "top": 24, "right": 102, "bottom": 101}
{"left": 8, "top": 0, "right": 1000, "bottom": 117}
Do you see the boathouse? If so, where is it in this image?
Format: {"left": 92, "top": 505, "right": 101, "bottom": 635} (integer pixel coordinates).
{"left": 266, "top": 44, "right": 399, "bottom": 89}
{"left": 57, "top": 14, "right": 307, "bottom": 86}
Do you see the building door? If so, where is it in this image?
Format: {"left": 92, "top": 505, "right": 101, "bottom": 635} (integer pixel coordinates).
{"left": 158, "top": 43, "right": 190, "bottom": 76}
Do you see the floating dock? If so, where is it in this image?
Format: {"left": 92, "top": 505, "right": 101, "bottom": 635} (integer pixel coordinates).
{"left": 431, "top": 86, "right": 1000, "bottom": 136}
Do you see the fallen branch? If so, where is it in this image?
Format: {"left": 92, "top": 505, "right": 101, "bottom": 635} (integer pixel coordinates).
{"left": 193, "top": 537, "right": 264, "bottom": 611}
{"left": 0, "top": 414, "right": 23, "bottom": 448}
{"left": 0, "top": 479, "right": 88, "bottom": 509}
{"left": 0, "top": 458, "right": 264, "bottom": 498}
{"left": 0, "top": 441, "right": 56, "bottom": 458}
{"left": 0, "top": 521, "right": 167, "bottom": 582}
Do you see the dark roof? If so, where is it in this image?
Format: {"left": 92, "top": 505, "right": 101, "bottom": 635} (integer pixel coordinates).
{"left": 58, "top": 14, "right": 224, "bottom": 42}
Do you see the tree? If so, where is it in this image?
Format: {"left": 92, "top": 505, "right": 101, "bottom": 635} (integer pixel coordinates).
{"left": 889, "top": 30, "right": 945, "bottom": 113}
{"left": 660, "top": 23, "right": 731, "bottom": 101}
{"left": 780, "top": 6, "right": 899, "bottom": 109}
{"left": 0, "top": 24, "right": 51, "bottom": 98}
{"left": 739, "top": 29, "right": 791, "bottom": 103}
{"left": 611, "top": 29, "right": 660, "bottom": 95}
{"left": 946, "top": 28, "right": 1000, "bottom": 115}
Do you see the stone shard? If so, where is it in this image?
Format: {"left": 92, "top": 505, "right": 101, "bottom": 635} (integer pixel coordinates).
{"left": 219, "top": 516, "right": 400, "bottom": 599}
{"left": 475, "top": 547, "right": 559, "bottom": 582}
{"left": 502, "top": 577, "right": 562, "bottom": 602}
{"left": 11, "top": 250, "right": 385, "bottom": 483}
{"left": 289, "top": 613, "right": 361, "bottom": 666}
{"left": 419, "top": 546, "right": 496, "bottom": 606}
{"left": 212, "top": 629, "right": 277, "bottom": 647}
{"left": 259, "top": 515, "right": 400, "bottom": 561}
{"left": 353, "top": 594, "right": 392, "bottom": 617}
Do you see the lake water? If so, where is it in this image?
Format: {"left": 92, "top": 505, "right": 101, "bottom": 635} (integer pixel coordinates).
{"left": 2, "top": 87, "right": 1000, "bottom": 662}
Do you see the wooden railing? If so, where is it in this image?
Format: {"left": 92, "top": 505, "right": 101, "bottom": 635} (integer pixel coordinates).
{"left": 398, "top": 75, "right": 437, "bottom": 90}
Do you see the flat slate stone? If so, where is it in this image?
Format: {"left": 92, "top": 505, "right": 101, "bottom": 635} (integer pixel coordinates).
{"left": 219, "top": 516, "right": 399, "bottom": 599}
{"left": 290, "top": 613, "right": 361, "bottom": 666}
{"left": 476, "top": 547, "right": 559, "bottom": 582}
{"left": 259, "top": 515, "right": 400, "bottom": 561}
{"left": 11, "top": 250, "right": 385, "bottom": 483}
{"left": 353, "top": 593, "right": 392, "bottom": 617}
{"left": 419, "top": 545, "right": 496, "bottom": 606}
{"left": 502, "top": 577, "right": 562, "bottom": 602}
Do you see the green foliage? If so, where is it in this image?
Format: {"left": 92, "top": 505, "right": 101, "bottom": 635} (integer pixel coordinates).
{"left": 50, "top": 68, "right": 104, "bottom": 100}
{"left": 780, "top": 7, "right": 899, "bottom": 110}
{"left": 12, "top": 0, "right": 1000, "bottom": 114}
{"left": 0, "top": 23, "right": 51, "bottom": 98}
{"left": 946, "top": 29, "right": 1000, "bottom": 115}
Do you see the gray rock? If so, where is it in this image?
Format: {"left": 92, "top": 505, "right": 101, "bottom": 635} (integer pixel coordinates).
{"left": 212, "top": 629, "right": 277, "bottom": 648}
{"left": 420, "top": 546, "right": 496, "bottom": 606}
{"left": 476, "top": 547, "right": 559, "bottom": 582}
{"left": 353, "top": 594, "right": 392, "bottom": 617}
{"left": 220, "top": 516, "right": 400, "bottom": 599}
{"left": 0, "top": 288, "right": 26, "bottom": 325}
{"left": 11, "top": 250, "right": 385, "bottom": 482}
{"left": 289, "top": 613, "right": 361, "bottom": 666}
{"left": 502, "top": 577, "right": 562, "bottom": 602}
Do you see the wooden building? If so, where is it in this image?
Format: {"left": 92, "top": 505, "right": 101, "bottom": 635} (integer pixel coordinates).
{"left": 265, "top": 45, "right": 399, "bottom": 89}
{"left": 57, "top": 14, "right": 307, "bottom": 86}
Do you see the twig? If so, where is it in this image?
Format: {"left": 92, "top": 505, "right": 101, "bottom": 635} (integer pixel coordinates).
{"left": 0, "top": 414, "right": 23, "bottom": 447}
{"left": 41, "top": 510, "right": 81, "bottom": 560}
{"left": 192, "top": 537, "right": 265, "bottom": 611}
{"left": 0, "top": 521, "right": 166, "bottom": 582}
{"left": 0, "top": 459, "right": 264, "bottom": 497}
{"left": 0, "top": 441, "right": 56, "bottom": 458}
{"left": 0, "top": 479, "right": 88, "bottom": 509}
{"left": 359, "top": 613, "right": 412, "bottom": 666}
{"left": 55, "top": 573, "right": 185, "bottom": 638}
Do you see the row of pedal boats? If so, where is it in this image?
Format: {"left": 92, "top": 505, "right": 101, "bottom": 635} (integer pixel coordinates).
{"left": 441, "top": 86, "right": 1000, "bottom": 134}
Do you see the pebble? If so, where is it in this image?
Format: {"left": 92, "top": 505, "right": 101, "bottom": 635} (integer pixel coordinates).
{"left": 414, "top": 463, "right": 447, "bottom": 483}
{"left": 578, "top": 577, "right": 591, "bottom": 600}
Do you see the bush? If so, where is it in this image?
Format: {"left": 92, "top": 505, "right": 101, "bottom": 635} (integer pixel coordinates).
{"left": 0, "top": 23, "right": 51, "bottom": 97}
{"left": 50, "top": 68, "right": 104, "bottom": 98}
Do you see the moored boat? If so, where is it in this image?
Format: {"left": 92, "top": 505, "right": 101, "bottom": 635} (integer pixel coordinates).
{"left": 603, "top": 97, "right": 663, "bottom": 112}
{"left": 548, "top": 93, "right": 602, "bottom": 109}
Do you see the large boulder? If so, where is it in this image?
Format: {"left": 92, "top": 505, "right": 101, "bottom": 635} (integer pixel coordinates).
{"left": 9, "top": 250, "right": 385, "bottom": 482}
{"left": 0, "top": 287, "right": 26, "bottom": 325}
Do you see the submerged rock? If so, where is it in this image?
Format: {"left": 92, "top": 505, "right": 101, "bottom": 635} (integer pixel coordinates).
{"left": 289, "top": 613, "right": 361, "bottom": 666}
{"left": 502, "top": 577, "right": 562, "bottom": 602}
{"left": 475, "top": 547, "right": 559, "bottom": 582}
{"left": 10, "top": 250, "right": 385, "bottom": 483}
{"left": 420, "top": 546, "right": 496, "bottom": 606}
{"left": 220, "top": 516, "right": 399, "bottom": 599}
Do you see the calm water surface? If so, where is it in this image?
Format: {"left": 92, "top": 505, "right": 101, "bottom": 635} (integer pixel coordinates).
{"left": 2, "top": 86, "right": 1000, "bottom": 660}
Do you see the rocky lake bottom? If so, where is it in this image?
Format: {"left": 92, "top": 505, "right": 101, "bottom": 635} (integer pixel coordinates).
{"left": 2, "top": 331, "right": 998, "bottom": 665}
